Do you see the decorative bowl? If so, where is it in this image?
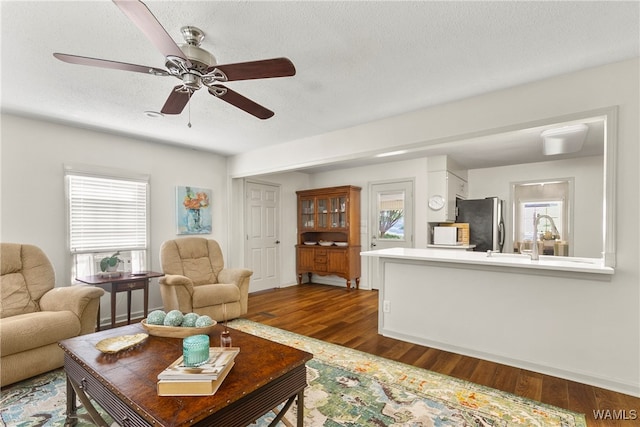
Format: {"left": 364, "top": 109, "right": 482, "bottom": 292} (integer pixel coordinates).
{"left": 334, "top": 242, "right": 348, "bottom": 247}
{"left": 95, "top": 333, "right": 148, "bottom": 353}
{"left": 141, "top": 319, "right": 217, "bottom": 338}
{"left": 318, "top": 241, "right": 334, "bottom": 246}
{"left": 303, "top": 241, "right": 317, "bottom": 245}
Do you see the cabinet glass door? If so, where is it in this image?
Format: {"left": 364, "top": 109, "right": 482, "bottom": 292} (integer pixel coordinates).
{"left": 317, "top": 198, "right": 328, "bottom": 228}
{"left": 330, "top": 196, "right": 347, "bottom": 228}
{"left": 300, "top": 198, "right": 315, "bottom": 229}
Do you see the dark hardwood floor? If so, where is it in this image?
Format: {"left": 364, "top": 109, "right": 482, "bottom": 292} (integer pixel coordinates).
{"left": 245, "top": 284, "right": 639, "bottom": 427}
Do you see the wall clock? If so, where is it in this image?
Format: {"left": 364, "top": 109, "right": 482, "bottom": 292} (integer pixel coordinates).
{"left": 428, "top": 195, "right": 445, "bottom": 211}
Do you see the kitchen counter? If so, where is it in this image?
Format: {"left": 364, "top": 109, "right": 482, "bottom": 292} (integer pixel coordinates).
{"left": 362, "top": 247, "right": 614, "bottom": 276}
{"left": 359, "top": 246, "right": 620, "bottom": 395}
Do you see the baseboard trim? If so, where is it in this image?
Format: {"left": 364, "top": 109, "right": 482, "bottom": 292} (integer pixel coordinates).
{"left": 382, "top": 328, "right": 640, "bottom": 398}
{"left": 310, "top": 275, "right": 371, "bottom": 290}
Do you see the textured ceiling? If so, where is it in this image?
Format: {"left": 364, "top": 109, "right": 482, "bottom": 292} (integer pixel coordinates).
{"left": 1, "top": 1, "right": 638, "bottom": 166}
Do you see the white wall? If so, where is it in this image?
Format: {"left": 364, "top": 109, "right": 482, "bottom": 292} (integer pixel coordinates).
{"left": 469, "top": 156, "right": 603, "bottom": 258}
{"left": 1, "top": 115, "right": 229, "bottom": 325}
{"left": 229, "top": 59, "right": 637, "bottom": 180}
{"left": 228, "top": 58, "right": 640, "bottom": 396}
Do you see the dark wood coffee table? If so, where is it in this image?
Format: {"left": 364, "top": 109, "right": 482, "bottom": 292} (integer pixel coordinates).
{"left": 60, "top": 323, "right": 312, "bottom": 427}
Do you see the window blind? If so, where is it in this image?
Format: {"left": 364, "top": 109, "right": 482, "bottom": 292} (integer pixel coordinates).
{"left": 67, "top": 173, "right": 148, "bottom": 253}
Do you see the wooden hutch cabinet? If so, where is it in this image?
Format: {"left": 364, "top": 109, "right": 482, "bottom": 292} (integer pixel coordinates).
{"left": 296, "top": 185, "right": 361, "bottom": 289}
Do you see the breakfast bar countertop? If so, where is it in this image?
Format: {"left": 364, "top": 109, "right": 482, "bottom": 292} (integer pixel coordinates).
{"left": 361, "top": 247, "right": 614, "bottom": 276}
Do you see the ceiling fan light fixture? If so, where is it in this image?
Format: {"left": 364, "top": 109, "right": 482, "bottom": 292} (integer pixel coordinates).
{"left": 181, "top": 73, "right": 202, "bottom": 91}
{"left": 53, "top": 1, "right": 295, "bottom": 121}
{"left": 178, "top": 44, "right": 216, "bottom": 71}
{"left": 541, "top": 124, "right": 588, "bottom": 155}
{"left": 177, "top": 26, "right": 216, "bottom": 72}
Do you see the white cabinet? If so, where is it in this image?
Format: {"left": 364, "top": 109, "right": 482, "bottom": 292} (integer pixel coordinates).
{"left": 428, "top": 171, "right": 468, "bottom": 222}
{"left": 449, "top": 172, "right": 468, "bottom": 201}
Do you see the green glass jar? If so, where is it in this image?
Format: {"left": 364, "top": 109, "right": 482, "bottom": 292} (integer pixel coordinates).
{"left": 183, "top": 334, "right": 210, "bottom": 367}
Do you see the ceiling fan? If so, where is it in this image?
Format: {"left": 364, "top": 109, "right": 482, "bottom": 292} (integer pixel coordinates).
{"left": 53, "top": 0, "right": 295, "bottom": 120}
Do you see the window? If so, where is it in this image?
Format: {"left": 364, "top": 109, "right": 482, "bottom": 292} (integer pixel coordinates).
{"left": 65, "top": 166, "right": 149, "bottom": 280}
{"left": 377, "top": 191, "right": 405, "bottom": 240}
{"left": 512, "top": 179, "right": 572, "bottom": 255}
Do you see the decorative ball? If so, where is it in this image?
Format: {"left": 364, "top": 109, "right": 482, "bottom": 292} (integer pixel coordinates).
{"left": 163, "top": 310, "right": 184, "bottom": 326}
{"left": 181, "top": 312, "right": 199, "bottom": 327}
{"left": 195, "top": 315, "right": 214, "bottom": 327}
{"left": 146, "top": 310, "right": 166, "bottom": 325}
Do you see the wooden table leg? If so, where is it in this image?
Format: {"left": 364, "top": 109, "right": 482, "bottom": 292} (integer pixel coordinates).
{"left": 96, "top": 302, "right": 101, "bottom": 332}
{"left": 297, "top": 389, "right": 304, "bottom": 427}
{"left": 268, "top": 393, "right": 297, "bottom": 427}
{"left": 68, "top": 377, "right": 110, "bottom": 427}
{"left": 65, "top": 376, "right": 78, "bottom": 426}
{"left": 127, "top": 289, "right": 132, "bottom": 325}
{"left": 110, "top": 285, "right": 116, "bottom": 329}
{"left": 143, "top": 279, "right": 149, "bottom": 318}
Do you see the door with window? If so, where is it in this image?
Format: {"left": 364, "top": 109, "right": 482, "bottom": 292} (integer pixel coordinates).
{"left": 369, "top": 180, "right": 413, "bottom": 289}
{"left": 245, "top": 181, "right": 281, "bottom": 292}
{"left": 370, "top": 181, "right": 414, "bottom": 251}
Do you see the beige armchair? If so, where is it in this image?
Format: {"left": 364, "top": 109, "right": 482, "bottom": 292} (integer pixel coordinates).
{"left": 159, "top": 238, "right": 252, "bottom": 322}
{"left": 1, "top": 243, "right": 105, "bottom": 386}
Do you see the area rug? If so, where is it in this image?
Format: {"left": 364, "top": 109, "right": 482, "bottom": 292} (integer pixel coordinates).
{"left": 231, "top": 319, "right": 586, "bottom": 427}
{"left": 0, "top": 319, "right": 586, "bottom": 426}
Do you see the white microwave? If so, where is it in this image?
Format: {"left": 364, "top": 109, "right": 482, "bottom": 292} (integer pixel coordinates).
{"left": 433, "top": 226, "right": 458, "bottom": 245}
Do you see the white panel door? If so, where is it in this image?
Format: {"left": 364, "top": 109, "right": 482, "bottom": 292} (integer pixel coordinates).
{"left": 245, "top": 181, "right": 280, "bottom": 292}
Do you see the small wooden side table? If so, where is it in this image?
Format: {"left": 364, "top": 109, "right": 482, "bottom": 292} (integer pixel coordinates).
{"left": 76, "top": 271, "right": 164, "bottom": 331}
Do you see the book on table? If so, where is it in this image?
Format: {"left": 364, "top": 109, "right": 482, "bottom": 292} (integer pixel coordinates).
{"left": 157, "top": 347, "right": 239, "bottom": 381}
{"left": 157, "top": 347, "right": 239, "bottom": 396}
{"left": 158, "top": 361, "right": 235, "bottom": 396}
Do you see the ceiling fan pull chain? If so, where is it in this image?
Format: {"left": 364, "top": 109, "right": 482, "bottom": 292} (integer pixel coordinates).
{"left": 187, "top": 90, "right": 192, "bottom": 128}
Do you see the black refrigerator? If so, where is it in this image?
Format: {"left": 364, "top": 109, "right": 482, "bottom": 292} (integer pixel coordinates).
{"left": 456, "top": 197, "right": 505, "bottom": 252}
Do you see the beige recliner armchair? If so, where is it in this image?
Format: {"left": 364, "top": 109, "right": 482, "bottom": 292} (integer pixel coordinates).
{"left": 159, "top": 238, "right": 252, "bottom": 322}
{"left": 0, "top": 243, "right": 105, "bottom": 386}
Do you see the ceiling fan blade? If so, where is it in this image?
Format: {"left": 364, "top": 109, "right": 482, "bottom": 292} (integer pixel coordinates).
{"left": 53, "top": 53, "right": 168, "bottom": 76}
{"left": 161, "top": 86, "right": 191, "bottom": 115}
{"left": 113, "top": 0, "right": 189, "bottom": 65}
{"left": 209, "top": 58, "right": 296, "bottom": 81}
{"left": 209, "top": 84, "right": 274, "bottom": 119}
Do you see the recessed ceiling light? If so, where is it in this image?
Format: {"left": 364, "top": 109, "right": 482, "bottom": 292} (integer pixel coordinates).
{"left": 144, "top": 111, "right": 164, "bottom": 118}
{"left": 375, "top": 150, "right": 408, "bottom": 158}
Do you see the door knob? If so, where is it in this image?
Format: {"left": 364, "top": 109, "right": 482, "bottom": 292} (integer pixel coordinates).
{"left": 275, "top": 240, "right": 280, "bottom": 244}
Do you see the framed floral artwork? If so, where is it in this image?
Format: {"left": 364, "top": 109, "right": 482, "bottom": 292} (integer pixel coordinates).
{"left": 176, "top": 186, "right": 212, "bottom": 235}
